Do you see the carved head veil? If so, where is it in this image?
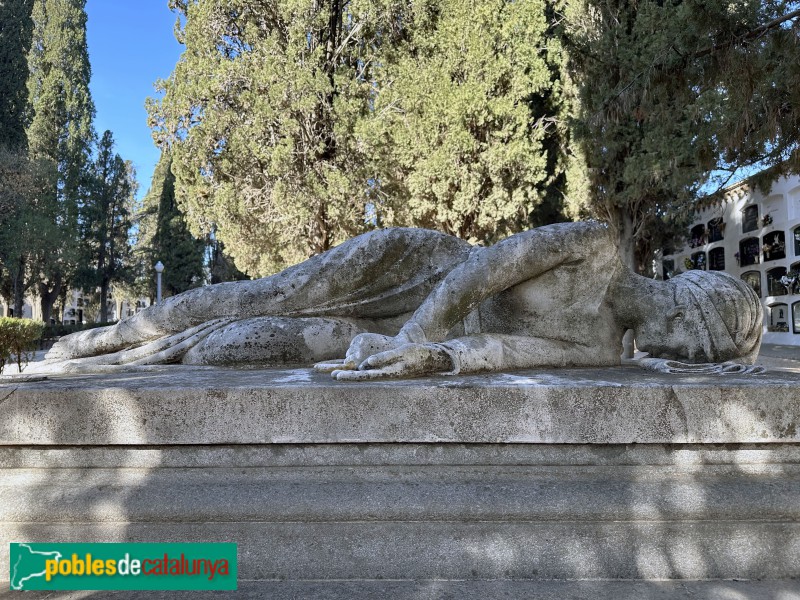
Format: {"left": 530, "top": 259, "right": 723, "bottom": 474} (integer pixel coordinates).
{"left": 640, "top": 270, "right": 764, "bottom": 375}
{"left": 675, "top": 270, "right": 762, "bottom": 363}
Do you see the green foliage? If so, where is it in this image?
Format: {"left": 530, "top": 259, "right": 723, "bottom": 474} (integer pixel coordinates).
{"left": 0, "top": 317, "right": 44, "bottom": 373}
{"left": 26, "top": 0, "right": 95, "bottom": 319}
{"left": 207, "top": 234, "right": 249, "bottom": 284}
{"left": 75, "top": 130, "right": 137, "bottom": 322}
{"left": 0, "top": 0, "right": 34, "bottom": 151}
{"left": 150, "top": 0, "right": 576, "bottom": 275}
{"left": 150, "top": 0, "right": 377, "bottom": 275}
{"left": 136, "top": 151, "right": 206, "bottom": 298}
{"left": 0, "top": 0, "right": 37, "bottom": 314}
{"left": 564, "top": 0, "right": 800, "bottom": 270}
{"left": 363, "top": 0, "right": 573, "bottom": 241}
{"left": 0, "top": 147, "right": 57, "bottom": 315}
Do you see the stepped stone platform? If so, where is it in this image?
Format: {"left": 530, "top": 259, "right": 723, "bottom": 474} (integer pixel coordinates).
{"left": 2, "top": 365, "right": 800, "bottom": 599}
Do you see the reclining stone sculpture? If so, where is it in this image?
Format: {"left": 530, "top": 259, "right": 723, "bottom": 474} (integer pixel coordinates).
{"left": 38, "top": 221, "right": 763, "bottom": 377}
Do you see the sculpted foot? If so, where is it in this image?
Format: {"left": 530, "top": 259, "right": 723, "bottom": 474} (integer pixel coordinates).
{"left": 45, "top": 325, "right": 127, "bottom": 361}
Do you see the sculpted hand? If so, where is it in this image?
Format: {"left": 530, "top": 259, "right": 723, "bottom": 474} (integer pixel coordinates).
{"left": 330, "top": 343, "right": 453, "bottom": 381}
{"left": 313, "top": 333, "right": 405, "bottom": 372}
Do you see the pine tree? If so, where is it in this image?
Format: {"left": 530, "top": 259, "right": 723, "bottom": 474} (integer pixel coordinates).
{"left": 138, "top": 151, "right": 206, "bottom": 298}
{"left": 0, "top": 0, "right": 34, "bottom": 151}
{"left": 564, "top": 0, "right": 800, "bottom": 272}
{"left": 26, "top": 0, "right": 95, "bottom": 322}
{"left": 75, "top": 131, "right": 136, "bottom": 323}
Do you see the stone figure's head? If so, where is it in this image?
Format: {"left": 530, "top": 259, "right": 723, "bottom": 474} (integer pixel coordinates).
{"left": 635, "top": 270, "right": 762, "bottom": 364}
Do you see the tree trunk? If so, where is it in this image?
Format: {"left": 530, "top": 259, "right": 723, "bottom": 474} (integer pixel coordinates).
{"left": 309, "top": 203, "right": 331, "bottom": 256}
{"left": 12, "top": 256, "right": 25, "bottom": 318}
{"left": 617, "top": 210, "right": 637, "bottom": 359}
{"left": 99, "top": 278, "right": 109, "bottom": 323}
{"left": 618, "top": 210, "right": 637, "bottom": 271}
{"left": 56, "top": 287, "right": 68, "bottom": 324}
{"left": 38, "top": 273, "right": 63, "bottom": 325}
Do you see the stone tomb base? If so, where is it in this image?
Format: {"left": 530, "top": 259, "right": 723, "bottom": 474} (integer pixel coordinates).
{"left": 2, "top": 366, "right": 800, "bottom": 597}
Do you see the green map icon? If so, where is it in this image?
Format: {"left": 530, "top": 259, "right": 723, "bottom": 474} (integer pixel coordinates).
{"left": 8, "top": 542, "right": 237, "bottom": 591}
{"left": 10, "top": 543, "right": 63, "bottom": 590}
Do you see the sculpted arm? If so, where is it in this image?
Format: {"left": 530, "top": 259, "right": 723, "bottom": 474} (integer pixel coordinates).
{"left": 331, "top": 333, "right": 614, "bottom": 380}
{"left": 324, "top": 222, "right": 617, "bottom": 378}
{"left": 397, "top": 222, "right": 612, "bottom": 343}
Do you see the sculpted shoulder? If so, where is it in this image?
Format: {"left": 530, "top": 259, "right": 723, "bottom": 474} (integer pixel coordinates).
{"left": 536, "top": 220, "right": 614, "bottom": 240}
{"left": 521, "top": 220, "right": 617, "bottom": 261}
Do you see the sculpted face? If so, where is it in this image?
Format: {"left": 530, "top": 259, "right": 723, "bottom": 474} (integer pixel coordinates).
{"left": 635, "top": 299, "right": 710, "bottom": 363}
{"left": 634, "top": 271, "right": 763, "bottom": 365}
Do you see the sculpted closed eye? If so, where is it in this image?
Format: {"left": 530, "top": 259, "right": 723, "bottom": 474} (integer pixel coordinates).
{"left": 668, "top": 305, "right": 688, "bottom": 322}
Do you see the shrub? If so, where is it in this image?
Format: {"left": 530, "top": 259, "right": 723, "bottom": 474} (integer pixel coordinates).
{"left": 0, "top": 318, "right": 46, "bottom": 373}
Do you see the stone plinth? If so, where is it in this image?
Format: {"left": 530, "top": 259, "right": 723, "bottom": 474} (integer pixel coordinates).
{"left": 2, "top": 366, "right": 800, "bottom": 593}
{"left": 2, "top": 366, "right": 800, "bottom": 445}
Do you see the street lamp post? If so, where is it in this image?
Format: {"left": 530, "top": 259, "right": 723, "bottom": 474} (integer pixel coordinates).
{"left": 155, "top": 261, "right": 164, "bottom": 304}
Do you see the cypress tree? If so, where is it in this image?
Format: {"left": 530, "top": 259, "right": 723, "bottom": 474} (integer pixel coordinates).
{"left": 564, "top": 0, "right": 800, "bottom": 272}
{"left": 76, "top": 130, "right": 135, "bottom": 322}
{"left": 26, "top": 0, "right": 95, "bottom": 322}
{"left": 0, "top": 0, "right": 34, "bottom": 151}
{"left": 0, "top": 0, "right": 35, "bottom": 316}
{"left": 207, "top": 233, "right": 248, "bottom": 285}
{"left": 0, "top": 148, "right": 52, "bottom": 317}
{"left": 150, "top": 0, "right": 576, "bottom": 275}
{"left": 139, "top": 151, "right": 206, "bottom": 299}
{"left": 150, "top": 0, "right": 376, "bottom": 276}
{"left": 363, "top": 0, "right": 573, "bottom": 243}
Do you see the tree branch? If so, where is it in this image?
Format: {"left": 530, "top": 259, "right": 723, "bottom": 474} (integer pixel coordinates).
{"left": 594, "top": 7, "right": 800, "bottom": 116}
{"left": 694, "top": 8, "right": 800, "bottom": 60}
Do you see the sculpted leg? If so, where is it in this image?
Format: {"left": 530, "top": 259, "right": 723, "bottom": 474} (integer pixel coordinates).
{"left": 181, "top": 317, "right": 371, "bottom": 366}
{"left": 46, "top": 228, "right": 471, "bottom": 361}
{"left": 31, "top": 317, "right": 371, "bottom": 373}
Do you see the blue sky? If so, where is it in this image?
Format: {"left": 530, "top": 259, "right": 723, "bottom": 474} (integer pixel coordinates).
{"left": 85, "top": 0, "right": 182, "bottom": 200}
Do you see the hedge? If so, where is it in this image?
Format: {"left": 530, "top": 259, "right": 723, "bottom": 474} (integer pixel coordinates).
{"left": 0, "top": 318, "right": 46, "bottom": 374}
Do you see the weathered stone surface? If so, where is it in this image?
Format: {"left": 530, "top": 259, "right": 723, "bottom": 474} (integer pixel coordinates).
{"left": 3, "top": 439, "right": 800, "bottom": 582}
{"left": 3, "top": 371, "right": 800, "bottom": 588}
{"left": 3, "top": 502, "right": 800, "bottom": 580}
{"left": 4, "top": 442, "right": 800, "bottom": 468}
{"left": 5, "top": 463, "right": 800, "bottom": 523}
{"left": 1, "top": 580, "right": 799, "bottom": 600}
{"left": 2, "top": 366, "right": 800, "bottom": 444}
{"left": 37, "top": 223, "right": 763, "bottom": 377}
